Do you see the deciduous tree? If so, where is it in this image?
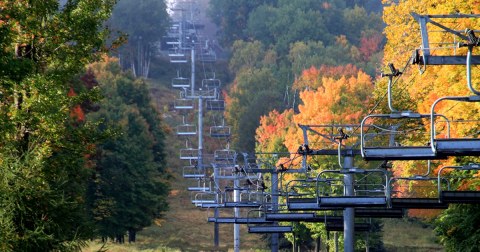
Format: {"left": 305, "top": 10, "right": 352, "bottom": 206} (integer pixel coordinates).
{"left": 0, "top": 0, "right": 117, "bottom": 250}
{"left": 109, "top": 0, "right": 170, "bottom": 78}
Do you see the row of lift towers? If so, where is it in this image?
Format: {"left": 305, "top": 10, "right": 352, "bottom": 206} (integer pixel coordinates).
{"left": 166, "top": 10, "right": 480, "bottom": 252}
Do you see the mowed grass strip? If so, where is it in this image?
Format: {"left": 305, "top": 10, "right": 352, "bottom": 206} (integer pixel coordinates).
{"left": 382, "top": 218, "right": 443, "bottom": 252}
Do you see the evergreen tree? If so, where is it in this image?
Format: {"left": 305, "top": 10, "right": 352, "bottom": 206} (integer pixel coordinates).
{"left": 88, "top": 59, "right": 169, "bottom": 242}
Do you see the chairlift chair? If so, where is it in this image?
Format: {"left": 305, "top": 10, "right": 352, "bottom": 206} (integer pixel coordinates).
{"left": 171, "top": 76, "right": 190, "bottom": 89}
{"left": 198, "top": 50, "right": 217, "bottom": 62}
{"left": 430, "top": 96, "right": 480, "bottom": 156}
{"left": 313, "top": 169, "right": 389, "bottom": 208}
{"left": 245, "top": 210, "right": 293, "bottom": 233}
{"left": 168, "top": 48, "right": 188, "bottom": 63}
{"left": 212, "top": 163, "right": 236, "bottom": 179}
{"left": 360, "top": 63, "right": 450, "bottom": 160}
{"left": 174, "top": 98, "right": 194, "bottom": 110}
{"left": 191, "top": 191, "right": 217, "bottom": 207}
{"left": 240, "top": 191, "right": 266, "bottom": 204}
{"left": 206, "top": 99, "right": 225, "bottom": 111}
{"left": 248, "top": 225, "right": 293, "bottom": 233}
{"left": 202, "top": 78, "right": 221, "bottom": 89}
{"left": 208, "top": 217, "right": 272, "bottom": 224}
{"left": 210, "top": 125, "right": 231, "bottom": 138}
{"left": 388, "top": 175, "right": 447, "bottom": 209}
{"left": 176, "top": 123, "right": 197, "bottom": 136}
{"left": 438, "top": 163, "right": 480, "bottom": 204}
{"left": 360, "top": 113, "right": 440, "bottom": 160}
{"left": 190, "top": 88, "right": 217, "bottom": 99}
{"left": 180, "top": 148, "right": 199, "bottom": 160}
{"left": 187, "top": 177, "right": 212, "bottom": 192}
{"left": 182, "top": 165, "right": 205, "bottom": 179}
{"left": 410, "top": 13, "right": 480, "bottom": 67}
{"left": 214, "top": 149, "right": 236, "bottom": 162}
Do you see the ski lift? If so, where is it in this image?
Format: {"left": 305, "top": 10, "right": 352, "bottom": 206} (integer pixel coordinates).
{"left": 360, "top": 64, "right": 452, "bottom": 161}
{"left": 430, "top": 95, "right": 480, "bottom": 156}
{"left": 191, "top": 192, "right": 217, "bottom": 207}
{"left": 174, "top": 98, "right": 194, "bottom": 110}
{"left": 246, "top": 210, "right": 292, "bottom": 233}
{"left": 188, "top": 178, "right": 212, "bottom": 192}
{"left": 410, "top": 13, "right": 480, "bottom": 67}
{"left": 438, "top": 163, "right": 480, "bottom": 204}
{"left": 198, "top": 41, "right": 217, "bottom": 62}
{"left": 198, "top": 50, "right": 216, "bottom": 62}
{"left": 180, "top": 148, "right": 199, "bottom": 160}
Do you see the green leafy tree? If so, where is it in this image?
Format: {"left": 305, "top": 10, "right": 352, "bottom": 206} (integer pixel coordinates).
{"left": 225, "top": 40, "right": 285, "bottom": 152}
{"left": 226, "top": 68, "right": 284, "bottom": 152}
{"left": 207, "top": 0, "right": 276, "bottom": 46}
{"left": 245, "top": 0, "right": 383, "bottom": 55}
{"left": 109, "top": 0, "right": 170, "bottom": 78}
{"left": 435, "top": 204, "right": 480, "bottom": 252}
{"left": 247, "top": 1, "right": 334, "bottom": 54}
{"left": 0, "top": 1, "right": 117, "bottom": 251}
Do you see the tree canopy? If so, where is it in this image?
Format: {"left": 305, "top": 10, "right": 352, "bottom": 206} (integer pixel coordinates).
{"left": 109, "top": 0, "right": 170, "bottom": 77}
{"left": 0, "top": 1, "right": 170, "bottom": 250}
{"left": 215, "top": 0, "right": 385, "bottom": 153}
{"left": 0, "top": 0, "right": 117, "bottom": 250}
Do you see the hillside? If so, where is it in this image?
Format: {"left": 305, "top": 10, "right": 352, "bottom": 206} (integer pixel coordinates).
{"left": 83, "top": 66, "right": 444, "bottom": 251}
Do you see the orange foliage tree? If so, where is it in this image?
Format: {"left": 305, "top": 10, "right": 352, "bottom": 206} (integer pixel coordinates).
{"left": 255, "top": 109, "right": 294, "bottom": 154}
{"left": 293, "top": 64, "right": 361, "bottom": 90}
{"left": 285, "top": 68, "right": 374, "bottom": 155}
{"left": 255, "top": 66, "right": 374, "bottom": 170}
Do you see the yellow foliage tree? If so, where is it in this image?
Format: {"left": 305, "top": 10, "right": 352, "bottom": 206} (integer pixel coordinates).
{"left": 381, "top": 0, "right": 480, "bottom": 219}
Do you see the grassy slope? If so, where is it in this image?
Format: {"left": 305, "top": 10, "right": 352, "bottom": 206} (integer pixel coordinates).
{"left": 382, "top": 218, "right": 444, "bottom": 251}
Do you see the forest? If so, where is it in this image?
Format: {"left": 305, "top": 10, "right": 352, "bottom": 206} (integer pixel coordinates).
{"left": 0, "top": 0, "right": 479, "bottom": 251}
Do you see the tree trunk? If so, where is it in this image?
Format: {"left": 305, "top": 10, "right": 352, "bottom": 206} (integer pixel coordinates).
{"left": 292, "top": 233, "right": 296, "bottom": 252}
{"left": 144, "top": 49, "right": 151, "bottom": 78}
{"left": 128, "top": 229, "right": 136, "bottom": 243}
{"left": 334, "top": 232, "right": 339, "bottom": 252}
{"left": 315, "top": 236, "right": 321, "bottom": 252}
{"left": 131, "top": 61, "right": 136, "bottom": 78}
{"left": 116, "top": 234, "right": 124, "bottom": 244}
